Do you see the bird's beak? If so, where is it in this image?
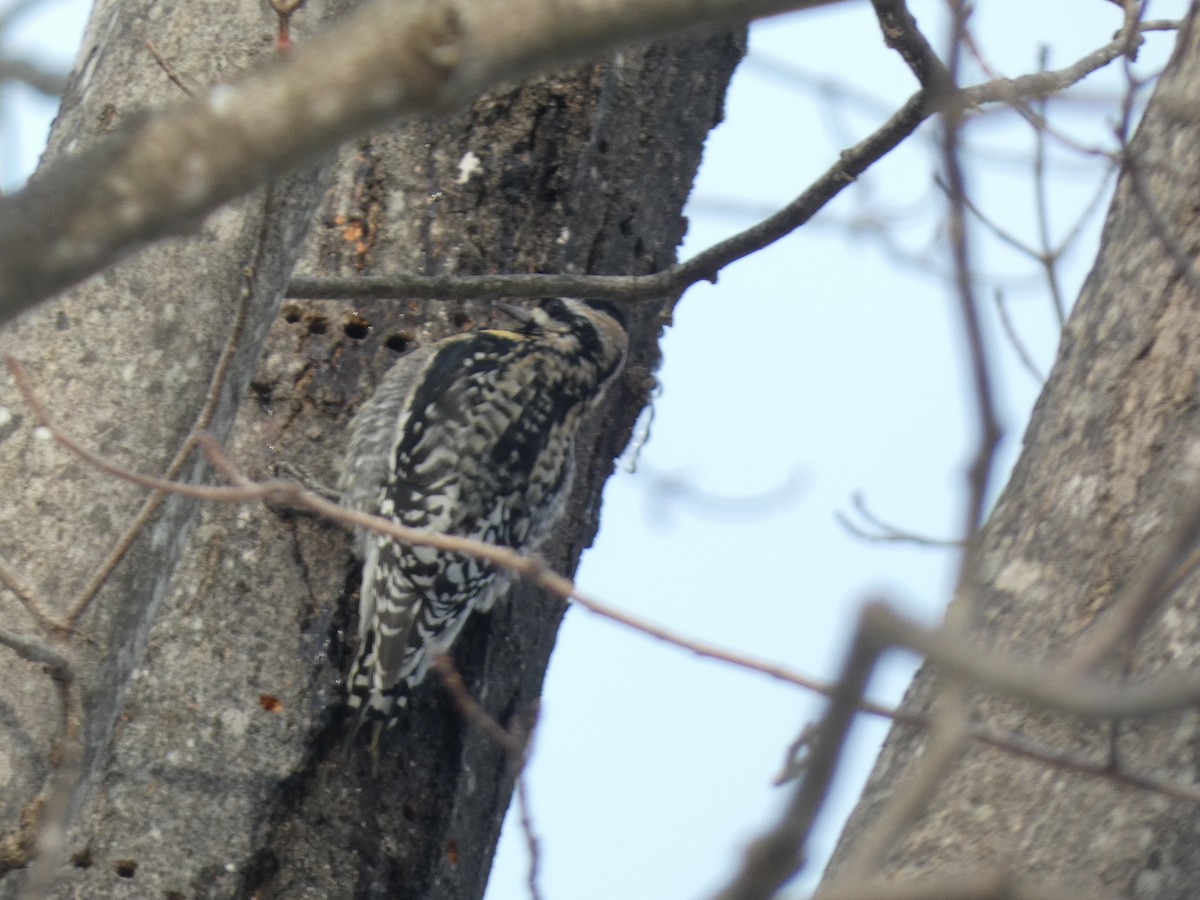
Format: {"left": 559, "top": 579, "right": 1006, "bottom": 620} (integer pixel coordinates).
{"left": 494, "top": 301, "right": 534, "bottom": 324}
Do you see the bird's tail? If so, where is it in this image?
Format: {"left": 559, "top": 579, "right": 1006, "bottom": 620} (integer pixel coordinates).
{"left": 341, "top": 630, "right": 407, "bottom": 767}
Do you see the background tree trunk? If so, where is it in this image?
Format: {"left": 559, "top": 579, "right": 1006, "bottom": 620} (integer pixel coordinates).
{"left": 0, "top": 2, "right": 743, "bottom": 897}
{"left": 825, "top": 12, "right": 1200, "bottom": 895}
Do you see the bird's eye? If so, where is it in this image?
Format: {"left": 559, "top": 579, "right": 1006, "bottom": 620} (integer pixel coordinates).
{"left": 541, "top": 298, "right": 568, "bottom": 320}
{"left": 584, "top": 299, "right": 625, "bottom": 329}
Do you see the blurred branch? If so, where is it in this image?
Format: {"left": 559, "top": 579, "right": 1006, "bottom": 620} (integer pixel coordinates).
{"left": 14, "top": 347, "right": 1200, "bottom": 883}
{"left": 289, "top": 4, "right": 1148, "bottom": 307}
{"left": 837, "top": 492, "right": 962, "bottom": 548}
{"left": 430, "top": 654, "right": 544, "bottom": 900}
{"left": 838, "top": 0, "right": 991, "bottom": 876}
{"left": 431, "top": 654, "right": 526, "bottom": 757}
{"left": 0, "top": 627, "right": 69, "bottom": 675}
{"left": 1067, "top": 470, "right": 1200, "bottom": 673}
{"left": 866, "top": 599, "right": 1200, "bottom": 719}
{"left": 635, "top": 466, "right": 804, "bottom": 524}
{"left": 992, "top": 289, "right": 1046, "bottom": 383}
{"left": 0, "top": 0, "right": 844, "bottom": 323}
{"left": 291, "top": 87, "right": 935, "bottom": 304}
{"left": 0, "top": 55, "right": 65, "bottom": 95}
{"left": 711, "top": 599, "right": 885, "bottom": 900}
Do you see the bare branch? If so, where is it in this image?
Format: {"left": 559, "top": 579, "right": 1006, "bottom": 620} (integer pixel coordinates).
{"left": 1067, "top": 471, "right": 1200, "bottom": 673}
{"left": 992, "top": 290, "right": 1046, "bottom": 384}
{"left": 17, "top": 343, "right": 1200, "bottom": 856}
{"left": 430, "top": 655, "right": 544, "bottom": 900}
{"left": 0, "top": 0, "right": 843, "bottom": 323}
{"left": 834, "top": 0, "right": 993, "bottom": 876}
{"left": 19, "top": 670, "right": 83, "bottom": 900}
{"left": 515, "top": 776, "right": 545, "bottom": 900}
{"left": 431, "top": 654, "right": 524, "bottom": 757}
{"left": 287, "top": 11, "right": 1148, "bottom": 309}
{"left": 0, "top": 628, "right": 70, "bottom": 677}
{"left": 711, "top": 602, "right": 885, "bottom": 900}
{"left": 0, "top": 56, "right": 66, "bottom": 96}
{"left": 3, "top": 354, "right": 876, "bottom": 709}
{"left": 144, "top": 40, "right": 196, "bottom": 99}
{"left": 865, "top": 600, "right": 1200, "bottom": 720}
{"left": 837, "top": 492, "right": 962, "bottom": 548}
{"left": 0, "top": 553, "right": 57, "bottom": 633}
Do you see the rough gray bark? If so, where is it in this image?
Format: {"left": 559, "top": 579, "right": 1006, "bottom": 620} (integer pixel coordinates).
{"left": 0, "top": 2, "right": 744, "bottom": 898}
{"left": 825, "top": 13, "right": 1200, "bottom": 895}
{"left": 0, "top": 0, "right": 349, "bottom": 891}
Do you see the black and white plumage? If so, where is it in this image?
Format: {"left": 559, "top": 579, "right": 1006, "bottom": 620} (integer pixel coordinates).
{"left": 339, "top": 298, "right": 627, "bottom": 749}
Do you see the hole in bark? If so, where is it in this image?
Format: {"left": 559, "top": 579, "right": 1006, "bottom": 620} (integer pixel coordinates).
{"left": 306, "top": 315, "right": 329, "bottom": 335}
{"left": 71, "top": 848, "right": 93, "bottom": 868}
{"left": 114, "top": 859, "right": 138, "bottom": 878}
{"left": 343, "top": 315, "right": 371, "bottom": 340}
{"left": 249, "top": 382, "right": 272, "bottom": 412}
{"left": 384, "top": 332, "right": 413, "bottom": 354}
{"left": 450, "top": 311, "right": 471, "bottom": 328}
{"left": 281, "top": 304, "right": 302, "bottom": 324}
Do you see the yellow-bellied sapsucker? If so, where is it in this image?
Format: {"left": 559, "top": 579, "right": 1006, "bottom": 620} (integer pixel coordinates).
{"left": 339, "top": 298, "right": 628, "bottom": 750}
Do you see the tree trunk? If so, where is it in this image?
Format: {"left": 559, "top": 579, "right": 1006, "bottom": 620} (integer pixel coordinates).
{"left": 0, "top": 1, "right": 744, "bottom": 897}
{"left": 0, "top": 0, "right": 351, "bottom": 892}
{"left": 825, "top": 12, "right": 1200, "bottom": 895}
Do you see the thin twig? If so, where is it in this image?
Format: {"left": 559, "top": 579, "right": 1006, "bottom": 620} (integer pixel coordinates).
{"left": 711, "top": 603, "right": 885, "bottom": 900}
{"left": 1068, "top": 475, "right": 1200, "bottom": 673}
{"left": 948, "top": 174, "right": 1041, "bottom": 259}
{"left": 25, "top": 355, "right": 1200, "bottom": 726}
{"left": 837, "top": 0, "right": 994, "bottom": 876}
{"left": 0, "top": 553, "right": 58, "bottom": 632}
{"left": 430, "top": 654, "right": 522, "bottom": 756}
{"left": 20, "top": 667, "right": 83, "bottom": 900}
{"left": 430, "top": 655, "right": 544, "bottom": 900}
{"left": 515, "top": 776, "right": 545, "bottom": 900}
{"left": 0, "top": 628, "right": 70, "bottom": 677}
{"left": 1055, "top": 163, "right": 1118, "bottom": 255}
{"left": 1030, "top": 46, "right": 1067, "bottom": 326}
{"left": 992, "top": 289, "right": 1045, "bottom": 384}
{"left": 288, "top": 16, "right": 1150, "bottom": 311}
{"left": 837, "top": 492, "right": 962, "bottom": 548}
{"left": 144, "top": 40, "right": 194, "bottom": 98}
